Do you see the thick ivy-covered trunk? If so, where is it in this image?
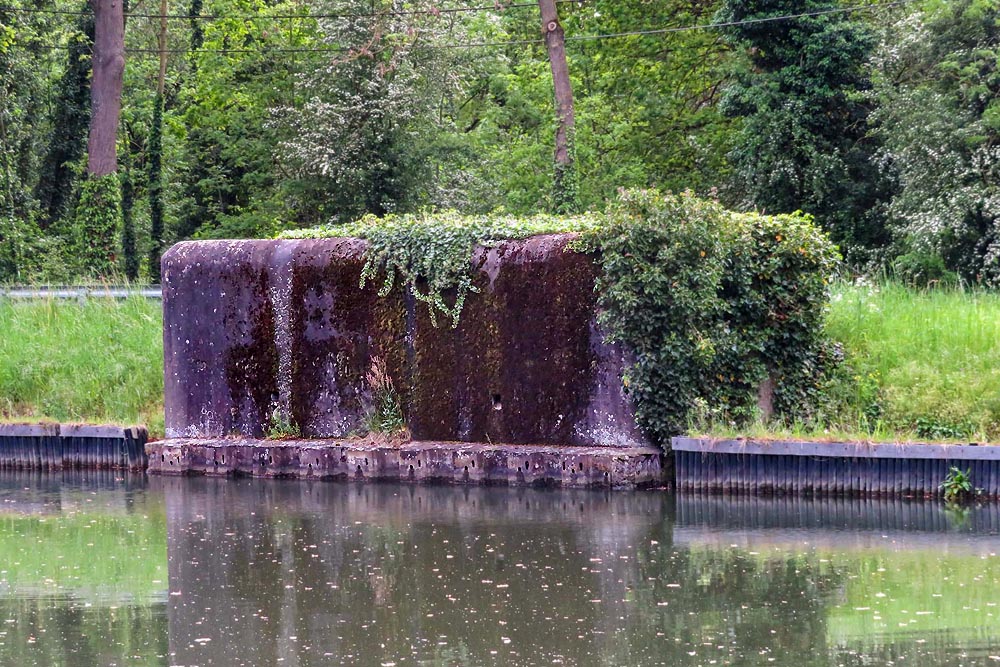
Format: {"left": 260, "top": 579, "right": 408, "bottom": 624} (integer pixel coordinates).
{"left": 148, "top": 93, "right": 164, "bottom": 282}
{"left": 34, "top": 5, "right": 93, "bottom": 229}
{"left": 120, "top": 150, "right": 138, "bottom": 281}
{"left": 538, "top": 0, "right": 577, "bottom": 213}
{"left": 75, "top": 173, "right": 122, "bottom": 278}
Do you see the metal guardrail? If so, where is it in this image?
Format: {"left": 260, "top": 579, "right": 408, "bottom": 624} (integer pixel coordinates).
{"left": 0, "top": 286, "right": 162, "bottom": 300}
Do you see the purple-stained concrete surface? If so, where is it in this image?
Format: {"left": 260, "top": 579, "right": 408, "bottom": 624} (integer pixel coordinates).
{"left": 146, "top": 438, "right": 665, "bottom": 489}
{"left": 161, "top": 235, "right": 649, "bottom": 449}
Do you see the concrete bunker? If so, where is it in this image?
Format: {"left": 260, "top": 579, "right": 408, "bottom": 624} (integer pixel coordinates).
{"left": 160, "top": 235, "right": 650, "bottom": 451}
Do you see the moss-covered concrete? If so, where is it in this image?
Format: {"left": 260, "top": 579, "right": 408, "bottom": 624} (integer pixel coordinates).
{"left": 147, "top": 437, "right": 665, "bottom": 489}
{"left": 161, "top": 235, "right": 648, "bottom": 448}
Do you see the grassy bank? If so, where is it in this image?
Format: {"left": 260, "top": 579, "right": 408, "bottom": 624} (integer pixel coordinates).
{"left": 0, "top": 297, "right": 163, "bottom": 434}
{"left": 702, "top": 281, "right": 1000, "bottom": 443}
{"left": 828, "top": 282, "right": 1000, "bottom": 440}
{"left": 4, "top": 282, "right": 1000, "bottom": 444}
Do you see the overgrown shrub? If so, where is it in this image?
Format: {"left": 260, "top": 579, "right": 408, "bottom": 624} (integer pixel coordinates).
{"left": 892, "top": 250, "right": 958, "bottom": 287}
{"left": 591, "top": 190, "right": 840, "bottom": 443}
{"left": 0, "top": 215, "right": 28, "bottom": 282}
{"left": 0, "top": 216, "right": 74, "bottom": 284}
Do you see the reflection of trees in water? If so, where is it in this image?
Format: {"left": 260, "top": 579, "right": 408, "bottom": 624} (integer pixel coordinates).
{"left": 158, "top": 479, "right": 1000, "bottom": 667}
{"left": 1, "top": 473, "right": 993, "bottom": 667}
{"left": 0, "top": 472, "right": 168, "bottom": 667}
{"left": 616, "top": 541, "right": 843, "bottom": 666}
{"left": 0, "top": 597, "right": 167, "bottom": 667}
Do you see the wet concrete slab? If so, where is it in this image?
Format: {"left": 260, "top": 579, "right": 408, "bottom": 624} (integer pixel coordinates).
{"left": 147, "top": 438, "right": 666, "bottom": 489}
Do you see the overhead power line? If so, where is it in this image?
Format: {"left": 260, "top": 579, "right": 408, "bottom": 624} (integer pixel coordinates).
{"left": 0, "top": 0, "right": 570, "bottom": 20}
{"left": 5, "top": 0, "right": 919, "bottom": 54}
{"left": 565, "top": 0, "right": 917, "bottom": 41}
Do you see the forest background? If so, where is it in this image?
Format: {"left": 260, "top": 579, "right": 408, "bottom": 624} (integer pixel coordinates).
{"left": 0, "top": 0, "right": 998, "bottom": 285}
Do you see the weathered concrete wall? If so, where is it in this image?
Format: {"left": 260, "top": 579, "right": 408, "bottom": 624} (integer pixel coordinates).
{"left": 162, "top": 235, "right": 648, "bottom": 448}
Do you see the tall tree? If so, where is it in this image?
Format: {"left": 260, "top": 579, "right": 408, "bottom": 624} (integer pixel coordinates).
{"left": 75, "top": 0, "right": 125, "bottom": 278}
{"left": 717, "top": 0, "right": 890, "bottom": 257}
{"left": 87, "top": 0, "right": 125, "bottom": 176}
{"left": 538, "top": 0, "right": 577, "bottom": 212}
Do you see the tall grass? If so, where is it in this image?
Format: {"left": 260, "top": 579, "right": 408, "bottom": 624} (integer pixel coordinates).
{"left": 0, "top": 297, "right": 163, "bottom": 433}
{"left": 826, "top": 281, "right": 1000, "bottom": 441}
{"left": 706, "top": 281, "right": 1000, "bottom": 443}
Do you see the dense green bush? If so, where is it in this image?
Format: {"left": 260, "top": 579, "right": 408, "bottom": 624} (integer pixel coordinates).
{"left": 288, "top": 189, "right": 840, "bottom": 446}
{"left": 0, "top": 216, "right": 74, "bottom": 284}
{"left": 591, "top": 190, "right": 840, "bottom": 443}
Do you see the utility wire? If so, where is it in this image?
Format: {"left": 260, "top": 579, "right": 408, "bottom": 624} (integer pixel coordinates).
{"left": 565, "top": 0, "right": 917, "bottom": 41}
{"left": 6, "top": 0, "right": 919, "bottom": 54}
{"left": 0, "top": 0, "right": 571, "bottom": 20}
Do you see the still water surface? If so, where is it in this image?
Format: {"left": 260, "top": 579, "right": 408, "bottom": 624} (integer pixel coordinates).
{"left": 0, "top": 473, "right": 998, "bottom": 666}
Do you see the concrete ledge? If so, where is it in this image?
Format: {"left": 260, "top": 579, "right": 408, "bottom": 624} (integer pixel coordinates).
{"left": 146, "top": 438, "right": 666, "bottom": 489}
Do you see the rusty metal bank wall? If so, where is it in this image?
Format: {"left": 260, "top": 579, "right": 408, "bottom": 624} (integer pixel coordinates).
{"left": 0, "top": 423, "right": 147, "bottom": 471}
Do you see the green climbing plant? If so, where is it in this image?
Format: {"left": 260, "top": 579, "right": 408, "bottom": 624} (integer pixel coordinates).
{"left": 282, "top": 210, "right": 601, "bottom": 326}
{"left": 73, "top": 173, "right": 123, "bottom": 279}
{"left": 588, "top": 189, "right": 840, "bottom": 443}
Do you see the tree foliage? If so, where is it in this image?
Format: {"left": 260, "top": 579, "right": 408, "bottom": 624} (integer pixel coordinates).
{"left": 1, "top": 0, "right": 1000, "bottom": 287}
{"left": 717, "top": 0, "right": 890, "bottom": 256}
{"left": 873, "top": 0, "right": 1000, "bottom": 283}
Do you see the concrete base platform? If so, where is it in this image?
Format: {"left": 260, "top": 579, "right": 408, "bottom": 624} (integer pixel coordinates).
{"left": 146, "top": 438, "right": 666, "bottom": 489}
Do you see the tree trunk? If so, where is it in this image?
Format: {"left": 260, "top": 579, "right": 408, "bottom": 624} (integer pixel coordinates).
{"left": 538, "top": 0, "right": 576, "bottom": 211}
{"left": 87, "top": 0, "right": 125, "bottom": 176}
{"left": 157, "top": 0, "right": 168, "bottom": 95}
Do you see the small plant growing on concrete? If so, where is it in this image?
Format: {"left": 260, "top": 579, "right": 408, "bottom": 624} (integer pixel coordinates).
{"left": 941, "top": 466, "right": 974, "bottom": 503}
{"left": 265, "top": 405, "right": 300, "bottom": 439}
{"left": 365, "top": 356, "right": 405, "bottom": 436}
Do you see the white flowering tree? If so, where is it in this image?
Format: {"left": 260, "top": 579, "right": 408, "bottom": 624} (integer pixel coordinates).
{"left": 873, "top": 0, "right": 1000, "bottom": 283}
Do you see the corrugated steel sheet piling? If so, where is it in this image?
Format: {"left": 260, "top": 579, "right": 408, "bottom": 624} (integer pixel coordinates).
{"left": 0, "top": 424, "right": 148, "bottom": 471}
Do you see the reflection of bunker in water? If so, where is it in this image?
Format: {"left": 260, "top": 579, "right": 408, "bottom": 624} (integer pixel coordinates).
{"left": 156, "top": 478, "right": 1000, "bottom": 667}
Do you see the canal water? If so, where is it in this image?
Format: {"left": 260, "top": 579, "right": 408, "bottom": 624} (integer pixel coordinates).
{"left": 0, "top": 474, "right": 999, "bottom": 666}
